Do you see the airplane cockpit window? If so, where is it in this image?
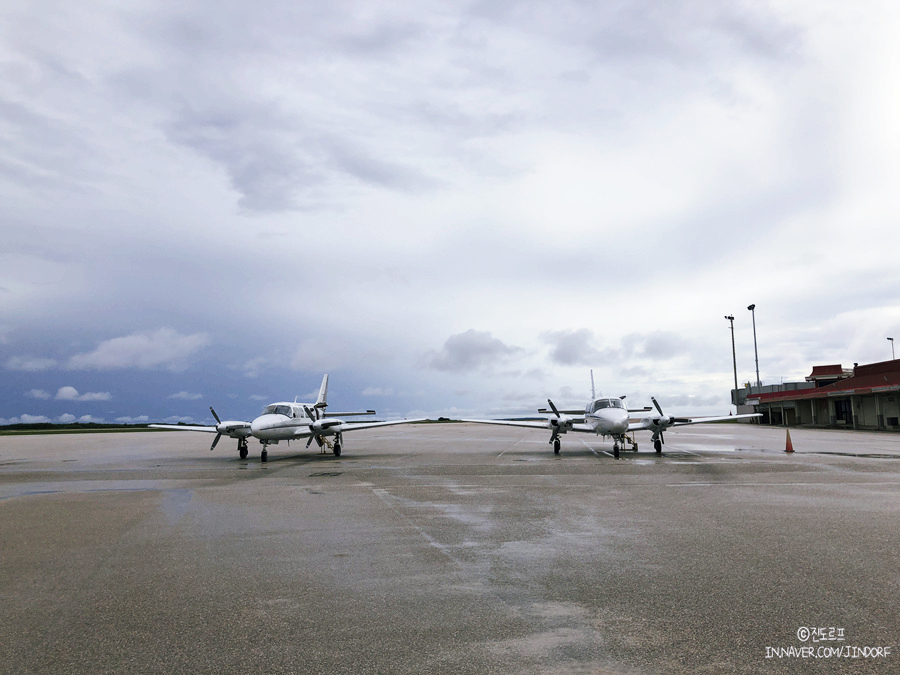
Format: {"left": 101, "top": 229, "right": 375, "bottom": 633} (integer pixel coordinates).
{"left": 263, "top": 404, "right": 293, "bottom": 416}
{"left": 590, "top": 399, "right": 625, "bottom": 413}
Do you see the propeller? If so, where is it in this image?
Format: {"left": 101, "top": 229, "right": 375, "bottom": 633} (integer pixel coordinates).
{"left": 546, "top": 399, "right": 572, "bottom": 442}
{"left": 210, "top": 406, "right": 223, "bottom": 451}
{"left": 649, "top": 397, "right": 691, "bottom": 444}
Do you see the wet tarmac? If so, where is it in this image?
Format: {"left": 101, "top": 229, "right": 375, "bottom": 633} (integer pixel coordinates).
{"left": 1, "top": 423, "right": 899, "bottom": 674}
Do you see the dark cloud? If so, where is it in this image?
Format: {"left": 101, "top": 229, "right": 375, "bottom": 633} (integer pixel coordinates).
{"left": 428, "top": 330, "right": 521, "bottom": 372}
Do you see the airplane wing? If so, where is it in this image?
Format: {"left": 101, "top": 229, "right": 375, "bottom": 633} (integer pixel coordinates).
{"left": 670, "top": 413, "right": 761, "bottom": 427}
{"left": 150, "top": 424, "right": 218, "bottom": 433}
{"left": 460, "top": 419, "right": 596, "bottom": 433}
{"left": 460, "top": 419, "right": 550, "bottom": 430}
{"left": 334, "top": 418, "right": 428, "bottom": 432}
{"left": 288, "top": 418, "right": 428, "bottom": 438}
{"left": 150, "top": 422, "right": 252, "bottom": 434}
{"left": 626, "top": 413, "right": 760, "bottom": 432}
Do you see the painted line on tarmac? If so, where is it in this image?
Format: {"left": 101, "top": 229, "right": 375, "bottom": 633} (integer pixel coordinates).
{"left": 497, "top": 436, "right": 531, "bottom": 458}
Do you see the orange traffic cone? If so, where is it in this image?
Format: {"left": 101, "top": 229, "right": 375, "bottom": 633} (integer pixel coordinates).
{"left": 785, "top": 429, "right": 794, "bottom": 453}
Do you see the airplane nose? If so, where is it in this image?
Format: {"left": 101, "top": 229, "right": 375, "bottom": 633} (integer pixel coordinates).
{"left": 250, "top": 416, "right": 269, "bottom": 436}
{"left": 607, "top": 410, "right": 629, "bottom": 434}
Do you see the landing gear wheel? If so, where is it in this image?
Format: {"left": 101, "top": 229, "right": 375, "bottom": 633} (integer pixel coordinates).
{"left": 654, "top": 439, "right": 662, "bottom": 454}
{"left": 239, "top": 445, "right": 248, "bottom": 460}
{"left": 613, "top": 444, "right": 620, "bottom": 459}
{"left": 333, "top": 442, "right": 342, "bottom": 457}
{"left": 553, "top": 438, "right": 561, "bottom": 455}
{"left": 261, "top": 449, "right": 268, "bottom": 463}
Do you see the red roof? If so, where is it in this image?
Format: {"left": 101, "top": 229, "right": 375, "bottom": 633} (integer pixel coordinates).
{"left": 754, "top": 360, "right": 900, "bottom": 403}
{"left": 807, "top": 364, "right": 845, "bottom": 379}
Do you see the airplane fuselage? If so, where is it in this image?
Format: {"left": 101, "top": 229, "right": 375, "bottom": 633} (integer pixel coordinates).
{"left": 582, "top": 398, "right": 630, "bottom": 438}
{"left": 249, "top": 402, "right": 340, "bottom": 443}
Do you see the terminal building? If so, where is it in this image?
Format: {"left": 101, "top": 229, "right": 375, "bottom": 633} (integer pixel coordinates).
{"left": 732, "top": 359, "right": 900, "bottom": 430}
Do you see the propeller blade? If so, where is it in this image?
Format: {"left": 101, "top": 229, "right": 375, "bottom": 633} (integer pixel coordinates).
{"left": 547, "top": 399, "right": 561, "bottom": 418}
{"left": 306, "top": 435, "right": 315, "bottom": 448}
{"left": 303, "top": 405, "right": 317, "bottom": 421}
{"left": 651, "top": 397, "right": 664, "bottom": 417}
{"left": 210, "top": 407, "right": 221, "bottom": 424}
{"left": 210, "top": 433, "right": 222, "bottom": 451}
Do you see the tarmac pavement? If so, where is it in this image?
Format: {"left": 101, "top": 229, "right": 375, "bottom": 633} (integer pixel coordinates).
{"left": 1, "top": 423, "right": 898, "bottom": 673}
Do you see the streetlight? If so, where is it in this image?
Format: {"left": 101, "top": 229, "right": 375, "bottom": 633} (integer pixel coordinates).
{"left": 889, "top": 337, "right": 895, "bottom": 360}
{"left": 747, "top": 304, "right": 760, "bottom": 390}
{"left": 725, "top": 315, "right": 738, "bottom": 410}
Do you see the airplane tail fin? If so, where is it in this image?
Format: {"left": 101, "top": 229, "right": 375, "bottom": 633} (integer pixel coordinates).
{"left": 315, "top": 374, "right": 329, "bottom": 410}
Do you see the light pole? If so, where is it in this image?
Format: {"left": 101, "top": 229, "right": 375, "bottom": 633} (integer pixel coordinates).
{"left": 725, "top": 315, "right": 738, "bottom": 411}
{"left": 747, "top": 304, "right": 760, "bottom": 390}
{"left": 889, "top": 337, "right": 895, "bottom": 360}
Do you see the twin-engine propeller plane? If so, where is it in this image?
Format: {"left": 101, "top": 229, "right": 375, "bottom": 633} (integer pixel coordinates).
{"left": 151, "top": 375, "right": 424, "bottom": 462}
{"left": 463, "top": 383, "right": 759, "bottom": 458}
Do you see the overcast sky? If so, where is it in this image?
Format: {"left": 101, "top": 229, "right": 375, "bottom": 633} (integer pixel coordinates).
{"left": 3, "top": 0, "right": 899, "bottom": 426}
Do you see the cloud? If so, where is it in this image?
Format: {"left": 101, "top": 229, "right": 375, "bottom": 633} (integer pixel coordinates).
{"left": 57, "top": 413, "right": 108, "bottom": 424}
{"left": 240, "top": 357, "right": 268, "bottom": 378}
{"left": 168, "top": 391, "right": 203, "bottom": 400}
{"left": 1, "top": 414, "right": 52, "bottom": 425}
{"left": 116, "top": 415, "right": 150, "bottom": 423}
{"left": 55, "top": 386, "right": 112, "bottom": 401}
{"left": 162, "top": 416, "right": 197, "bottom": 424}
{"left": 624, "top": 331, "right": 692, "bottom": 360}
{"left": 362, "top": 386, "right": 394, "bottom": 396}
{"left": 66, "top": 329, "right": 209, "bottom": 371}
{"left": 26, "top": 389, "right": 51, "bottom": 400}
{"left": 5, "top": 356, "right": 58, "bottom": 371}
{"left": 427, "top": 330, "right": 521, "bottom": 372}
{"left": 542, "top": 329, "right": 604, "bottom": 366}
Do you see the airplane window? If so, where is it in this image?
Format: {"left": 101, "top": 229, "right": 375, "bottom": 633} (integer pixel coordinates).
{"left": 592, "top": 400, "right": 609, "bottom": 412}
{"left": 611, "top": 399, "right": 624, "bottom": 409}
{"left": 274, "top": 405, "right": 292, "bottom": 416}
{"left": 263, "top": 404, "right": 277, "bottom": 415}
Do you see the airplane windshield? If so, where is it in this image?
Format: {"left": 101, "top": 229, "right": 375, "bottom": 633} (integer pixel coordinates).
{"left": 590, "top": 399, "right": 624, "bottom": 413}
{"left": 263, "top": 404, "right": 293, "bottom": 416}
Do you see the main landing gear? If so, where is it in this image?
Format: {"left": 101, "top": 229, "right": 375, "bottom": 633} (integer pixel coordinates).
{"left": 654, "top": 438, "right": 663, "bottom": 454}
{"left": 238, "top": 438, "right": 249, "bottom": 460}
{"left": 314, "top": 434, "right": 343, "bottom": 457}
{"left": 552, "top": 438, "right": 561, "bottom": 455}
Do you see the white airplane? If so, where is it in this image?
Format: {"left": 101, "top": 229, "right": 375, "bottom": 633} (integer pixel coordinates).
{"left": 151, "top": 375, "right": 424, "bottom": 462}
{"left": 463, "top": 382, "right": 759, "bottom": 458}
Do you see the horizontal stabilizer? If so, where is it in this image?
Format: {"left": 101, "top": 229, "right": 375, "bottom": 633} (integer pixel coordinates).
{"left": 323, "top": 410, "right": 376, "bottom": 417}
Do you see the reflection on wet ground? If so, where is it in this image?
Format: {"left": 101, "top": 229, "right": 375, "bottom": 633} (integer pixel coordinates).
{"left": 1, "top": 424, "right": 899, "bottom": 674}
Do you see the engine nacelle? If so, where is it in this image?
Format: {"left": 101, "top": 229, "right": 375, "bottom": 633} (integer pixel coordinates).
{"left": 310, "top": 418, "right": 340, "bottom": 433}
{"left": 550, "top": 414, "right": 573, "bottom": 432}
{"left": 651, "top": 416, "right": 671, "bottom": 429}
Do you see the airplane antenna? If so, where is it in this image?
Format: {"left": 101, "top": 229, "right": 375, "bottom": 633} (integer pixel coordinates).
{"left": 590, "top": 370, "right": 596, "bottom": 400}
